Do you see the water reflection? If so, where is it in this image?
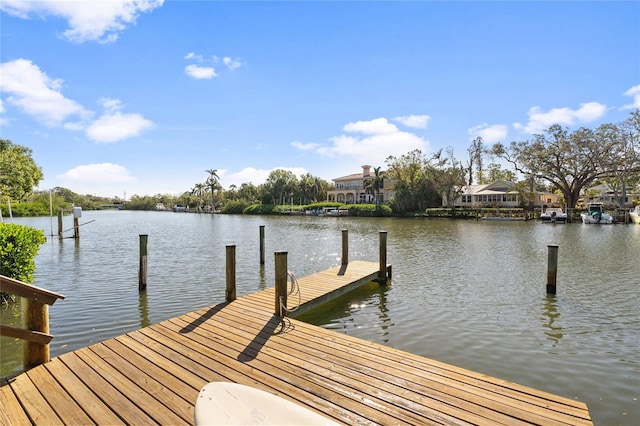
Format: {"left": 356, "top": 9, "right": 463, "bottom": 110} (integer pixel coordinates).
{"left": 541, "top": 295, "right": 563, "bottom": 345}
{"left": 138, "top": 290, "right": 149, "bottom": 329}
{"left": 0, "top": 302, "right": 24, "bottom": 377}
{"left": 258, "top": 266, "right": 266, "bottom": 290}
{"left": 375, "top": 282, "right": 392, "bottom": 343}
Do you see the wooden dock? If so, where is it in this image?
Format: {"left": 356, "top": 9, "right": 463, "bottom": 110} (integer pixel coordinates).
{"left": 1, "top": 261, "right": 591, "bottom": 425}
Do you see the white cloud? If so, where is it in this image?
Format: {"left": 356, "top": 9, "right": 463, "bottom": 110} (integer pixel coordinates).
{"left": 98, "top": 97, "right": 123, "bottom": 113}
{"left": 343, "top": 117, "right": 398, "bottom": 135}
{"left": 185, "top": 64, "right": 217, "bottom": 79}
{"left": 0, "top": 59, "right": 152, "bottom": 141}
{"left": 0, "top": 0, "right": 164, "bottom": 43}
{"left": 184, "top": 53, "right": 240, "bottom": 78}
{"left": 221, "top": 166, "right": 307, "bottom": 188}
{"left": 0, "top": 99, "right": 6, "bottom": 126}
{"left": 393, "top": 114, "right": 431, "bottom": 129}
{"left": 291, "top": 141, "right": 319, "bottom": 151}
{"left": 515, "top": 102, "right": 607, "bottom": 134}
{"left": 57, "top": 163, "right": 137, "bottom": 188}
{"left": 184, "top": 52, "right": 203, "bottom": 62}
{"left": 0, "top": 58, "right": 90, "bottom": 126}
{"left": 223, "top": 57, "right": 242, "bottom": 70}
{"left": 86, "top": 111, "right": 154, "bottom": 143}
{"left": 299, "top": 117, "right": 428, "bottom": 166}
{"left": 622, "top": 84, "right": 640, "bottom": 110}
{"left": 468, "top": 123, "right": 508, "bottom": 144}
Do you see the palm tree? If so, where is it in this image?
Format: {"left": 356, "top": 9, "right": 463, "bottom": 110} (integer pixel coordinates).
{"left": 205, "top": 169, "right": 220, "bottom": 211}
{"left": 299, "top": 173, "right": 314, "bottom": 204}
{"left": 191, "top": 183, "right": 206, "bottom": 211}
{"left": 364, "top": 166, "right": 385, "bottom": 205}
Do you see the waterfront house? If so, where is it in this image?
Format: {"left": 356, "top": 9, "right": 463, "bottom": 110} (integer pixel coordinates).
{"left": 578, "top": 184, "right": 640, "bottom": 208}
{"left": 445, "top": 180, "right": 560, "bottom": 208}
{"left": 327, "top": 165, "right": 394, "bottom": 204}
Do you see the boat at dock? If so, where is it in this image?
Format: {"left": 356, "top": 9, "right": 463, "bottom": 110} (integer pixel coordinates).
{"left": 580, "top": 203, "right": 614, "bottom": 224}
{"left": 326, "top": 207, "right": 350, "bottom": 216}
{"left": 540, "top": 207, "right": 567, "bottom": 223}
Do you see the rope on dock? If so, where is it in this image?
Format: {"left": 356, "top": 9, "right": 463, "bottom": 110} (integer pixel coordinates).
{"left": 279, "top": 270, "right": 302, "bottom": 316}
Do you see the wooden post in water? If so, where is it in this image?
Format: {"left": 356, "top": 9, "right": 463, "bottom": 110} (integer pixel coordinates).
{"left": 546, "top": 244, "right": 558, "bottom": 294}
{"left": 259, "top": 225, "right": 265, "bottom": 265}
{"left": 139, "top": 234, "right": 148, "bottom": 291}
{"left": 23, "top": 300, "right": 49, "bottom": 369}
{"left": 341, "top": 229, "right": 348, "bottom": 266}
{"left": 57, "top": 210, "right": 63, "bottom": 239}
{"left": 73, "top": 217, "right": 80, "bottom": 239}
{"left": 378, "top": 231, "right": 388, "bottom": 283}
{"left": 226, "top": 245, "right": 236, "bottom": 302}
{"left": 274, "top": 251, "right": 288, "bottom": 316}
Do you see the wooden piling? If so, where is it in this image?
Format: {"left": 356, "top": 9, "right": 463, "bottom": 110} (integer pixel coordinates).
{"left": 73, "top": 217, "right": 80, "bottom": 239}
{"left": 546, "top": 244, "right": 558, "bottom": 294}
{"left": 226, "top": 245, "right": 236, "bottom": 302}
{"left": 23, "top": 300, "right": 49, "bottom": 369}
{"left": 274, "top": 251, "right": 288, "bottom": 316}
{"left": 378, "top": 231, "right": 388, "bottom": 283}
{"left": 57, "top": 210, "right": 63, "bottom": 239}
{"left": 259, "top": 225, "right": 265, "bottom": 265}
{"left": 139, "top": 234, "right": 148, "bottom": 291}
{"left": 342, "top": 229, "right": 349, "bottom": 266}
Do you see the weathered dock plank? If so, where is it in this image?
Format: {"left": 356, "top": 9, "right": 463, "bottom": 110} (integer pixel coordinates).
{"left": 0, "top": 260, "right": 592, "bottom": 425}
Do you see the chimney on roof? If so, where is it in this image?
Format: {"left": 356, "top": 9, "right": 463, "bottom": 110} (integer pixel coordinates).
{"left": 362, "top": 165, "right": 371, "bottom": 177}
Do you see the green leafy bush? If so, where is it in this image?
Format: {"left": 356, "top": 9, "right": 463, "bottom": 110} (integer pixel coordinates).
{"left": 221, "top": 200, "right": 251, "bottom": 214}
{"left": 243, "top": 204, "right": 277, "bottom": 215}
{"left": 350, "top": 204, "right": 392, "bottom": 217}
{"left": 0, "top": 224, "right": 46, "bottom": 304}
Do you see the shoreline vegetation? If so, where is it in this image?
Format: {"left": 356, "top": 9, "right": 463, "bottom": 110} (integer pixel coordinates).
{"left": 1, "top": 198, "right": 631, "bottom": 223}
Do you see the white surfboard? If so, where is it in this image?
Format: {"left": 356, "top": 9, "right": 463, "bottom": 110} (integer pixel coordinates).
{"left": 194, "top": 382, "right": 339, "bottom": 425}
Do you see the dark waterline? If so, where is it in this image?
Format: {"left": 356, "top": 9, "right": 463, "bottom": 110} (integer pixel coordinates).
{"left": 2, "top": 211, "right": 638, "bottom": 424}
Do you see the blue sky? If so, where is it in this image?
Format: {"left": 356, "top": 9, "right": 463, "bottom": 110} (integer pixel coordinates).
{"left": 1, "top": 0, "right": 639, "bottom": 198}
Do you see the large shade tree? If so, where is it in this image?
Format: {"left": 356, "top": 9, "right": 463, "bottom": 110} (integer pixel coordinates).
{"left": 433, "top": 147, "right": 467, "bottom": 208}
{"left": 263, "top": 169, "right": 297, "bottom": 205}
{"left": 492, "top": 124, "right": 617, "bottom": 209}
{"left": 0, "top": 139, "right": 43, "bottom": 201}
{"left": 385, "top": 149, "right": 440, "bottom": 212}
{"left": 600, "top": 110, "right": 640, "bottom": 207}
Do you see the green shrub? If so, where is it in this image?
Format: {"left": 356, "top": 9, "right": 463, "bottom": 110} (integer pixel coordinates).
{"left": 221, "top": 200, "right": 251, "bottom": 214}
{"left": 0, "top": 224, "right": 46, "bottom": 304}
{"left": 350, "top": 204, "right": 392, "bottom": 217}
{"left": 243, "top": 204, "right": 277, "bottom": 215}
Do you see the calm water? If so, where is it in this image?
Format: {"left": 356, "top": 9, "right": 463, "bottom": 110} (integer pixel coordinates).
{"left": 2, "top": 211, "right": 638, "bottom": 425}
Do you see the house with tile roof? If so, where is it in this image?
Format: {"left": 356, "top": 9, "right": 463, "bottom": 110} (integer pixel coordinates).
{"left": 327, "top": 165, "right": 394, "bottom": 204}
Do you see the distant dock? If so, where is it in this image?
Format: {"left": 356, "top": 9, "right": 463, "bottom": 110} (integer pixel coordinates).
{"left": 1, "top": 260, "right": 591, "bottom": 425}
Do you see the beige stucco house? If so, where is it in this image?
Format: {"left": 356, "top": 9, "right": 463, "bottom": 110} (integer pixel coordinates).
{"left": 327, "top": 165, "right": 394, "bottom": 204}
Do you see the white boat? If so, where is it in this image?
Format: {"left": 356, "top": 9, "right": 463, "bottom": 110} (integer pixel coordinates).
{"left": 195, "top": 382, "right": 338, "bottom": 425}
{"left": 540, "top": 207, "right": 567, "bottom": 223}
{"left": 630, "top": 205, "right": 640, "bottom": 224}
{"left": 580, "top": 203, "right": 614, "bottom": 224}
{"left": 325, "top": 207, "right": 349, "bottom": 217}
